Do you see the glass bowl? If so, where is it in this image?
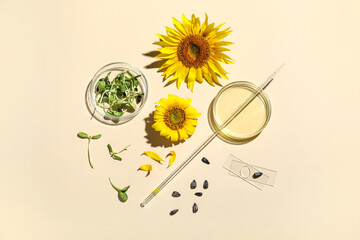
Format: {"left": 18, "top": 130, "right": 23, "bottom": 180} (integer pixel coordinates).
{"left": 87, "top": 62, "right": 148, "bottom": 125}
{"left": 208, "top": 81, "right": 271, "bottom": 144}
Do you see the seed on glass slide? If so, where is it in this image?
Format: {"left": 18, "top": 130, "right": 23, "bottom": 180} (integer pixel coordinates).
{"left": 172, "top": 191, "right": 181, "bottom": 197}
{"left": 195, "top": 192, "right": 203, "bottom": 197}
{"left": 203, "top": 180, "right": 208, "bottom": 189}
{"left": 201, "top": 157, "right": 210, "bottom": 164}
{"left": 169, "top": 209, "right": 179, "bottom": 216}
{"left": 190, "top": 180, "right": 197, "bottom": 189}
{"left": 192, "top": 203, "right": 198, "bottom": 213}
{"left": 252, "top": 172, "right": 263, "bottom": 179}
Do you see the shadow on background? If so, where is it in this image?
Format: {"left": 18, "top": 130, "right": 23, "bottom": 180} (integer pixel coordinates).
{"left": 143, "top": 111, "right": 183, "bottom": 148}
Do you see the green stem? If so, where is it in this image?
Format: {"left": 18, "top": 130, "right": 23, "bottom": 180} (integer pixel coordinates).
{"left": 115, "top": 144, "right": 131, "bottom": 154}
{"left": 88, "top": 138, "right": 94, "bottom": 169}
{"left": 109, "top": 178, "right": 121, "bottom": 192}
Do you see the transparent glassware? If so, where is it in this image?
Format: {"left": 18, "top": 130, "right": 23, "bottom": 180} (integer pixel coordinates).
{"left": 86, "top": 62, "right": 148, "bottom": 125}
{"left": 208, "top": 81, "right": 271, "bottom": 144}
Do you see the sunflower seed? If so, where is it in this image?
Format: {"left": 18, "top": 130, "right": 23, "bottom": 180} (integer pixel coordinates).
{"left": 169, "top": 209, "right": 179, "bottom": 216}
{"left": 203, "top": 180, "right": 208, "bottom": 189}
{"left": 201, "top": 157, "right": 210, "bottom": 164}
{"left": 190, "top": 180, "right": 197, "bottom": 189}
{"left": 195, "top": 192, "right": 203, "bottom": 197}
{"left": 192, "top": 203, "right": 198, "bottom": 213}
{"left": 252, "top": 172, "right": 263, "bottom": 179}
{"left": 172, "top": 191, "right": 181, "bottom": 197}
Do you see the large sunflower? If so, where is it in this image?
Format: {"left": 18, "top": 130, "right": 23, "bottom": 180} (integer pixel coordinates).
{"left": 154, "top": 13, "right": 234, "bottom": 91}
{"left": 152, "top": 95, "right": 201, "bottom": 142}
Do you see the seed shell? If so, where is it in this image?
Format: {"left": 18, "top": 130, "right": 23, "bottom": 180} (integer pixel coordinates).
{"left": 195, "top": 192, "right": 203, "bottom": 197}
{"left": 252, "top": 172, "right": 263, "bottom": 179}
{"left": 192, "top": 203, "right": 198, "bottom": 213}
{"left": 169, "top": 209, "right": 179, "bottom": 216}
{"left": 203, "top": 180, "right": 208, "bottom": 189}
{"left": 201, "top": 157, "right": 210, "bottom": 164}
{"left": 190, "top": 180, "right": 197, "bottom": 189}
{"left": 172, "top": 191, "right": 181, "bottom": 197}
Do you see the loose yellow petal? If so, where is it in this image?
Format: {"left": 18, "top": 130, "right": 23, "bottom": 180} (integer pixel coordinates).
{"left": 144, "top": 151, "right": 164, "bottom": 163}
{"left": 138, "top": 164, "right": 153, "bottom": 172}
{"left": 168, "top": 151, "right": 176, "bottom": 167}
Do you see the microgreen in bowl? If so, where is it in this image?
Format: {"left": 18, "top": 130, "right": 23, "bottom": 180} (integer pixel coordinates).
{"left": 95, "top": 71, "right": 144, "bottom": 117}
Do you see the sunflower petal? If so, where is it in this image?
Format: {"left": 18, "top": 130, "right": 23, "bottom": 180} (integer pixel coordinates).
{"left": 156, "top": 34, "right": 179, "bottom": 44}
{"left": 200, "top": 13, "right": 209, "bottom": 34}
{"left": 183, "top": 123, "right": 196, "bottom": 135}
{"left": 155, "top": 52, "right": 177, "bottom": 59}
{"left": 153, "top": 41, "right": 176, "bottom": 47}
{"left": 202, "top": 65, "right": 215, "bottom": 86}
{"left": 168, "top": 151, "right": 176, "bottom": 167}
{"left": 143, "top": 151, "right": 164, "bottom": 163}
{"left": 214, "top": 41, "right": 234, "bottom": 46}
{"left": 203, "top": 23, "right": 215, "bottom": 37}
{"left": 213, "top": 30, "right": 233, "bottom": 42}
{"left": 172, "top": 17, "right": 186, "bottom": 36}
{"left": 169, "top": 130, "right": 179, "bottom": 142}
{"left": 152, "top": 121, "right": 166, "bottom": 131}
{"left": 196, "top": 67, "right": 204, "bottom": 83}
{"left": 208, "top": 67, "right": 223, "bottom": 86}
{"left": 176, "top": 67, "right": 190, "bottom": 89}
{"left": 164, "top": 61, "right": 183, "bottom": 79}
{"left": 208, "top": 59, "right": 229, "bottom": 80}
{"left": 138, "top": 164, "right": 153, "bottom": 172}
{"left": 158, "top": 47, "right": 177, "bottom": 54}
{"left": 187, "top": 67, "right": 197, "bottom": 91}
{"left": 185, "top": 106, "right": 201, "bottom": 118}
{"left": 182, "top": 14, "right": 193, "bottom": 34}
{"left": 178, "top": 128, "right": 189, "bottom": 141}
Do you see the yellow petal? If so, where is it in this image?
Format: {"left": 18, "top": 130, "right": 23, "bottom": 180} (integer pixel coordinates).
{"left": 203, "top": 23, "right": 215, "bottom": 37}
{"left": 196, "top": 67, "right": 204, "bottom": 83}
{"left": 155, "top": 105, "right": 165, "bottom": 114}
{"left": 158, "top": 97, "right": 169, "bottom": 108}
{"left": 182, "top": 14, "right": 193, "bottom": 34}
{"left": 152, "top": 121, "right": 166, "bottom": 131}
{"left": 178, "top": 128, "right": 189, "bottom": 141}
{"left": 155, "top": 52, "right": 177, "bottom": 59}
{"left": 164, "top": 61, "right": 183, "bottom": 79}
{"left": 214, "top": 41, "right": 234, "bottom": 46}
{"left": 153, "top": 41, "right": 175, "bottom": 47}
{"left": 168, "top": 151, "right": 176, "bottom": 167}
{"left": 208, "top": 67, "right": 223, "bottom": 86}
{"left": 176, "top": 67, "right": 190, "bottom": 89}
{"left": 172, "top": 17, "right": 186, "bottom": 36}
{"left": 158, "top": 47, "right": 177, "bottom": 54}
{"left": 183, "top": 123, "right": 196, "bottom": 135}
{"left": 187, "top": 67, "right": 197, "bottom": 91}
{"left": 138, "top": 164, "right": 153, "bottom": 171}
{"left": 202, "top": 65, "right": 215, "bottom": 86}
{"left": 208, "top": 59, "right": 229, "bottom": 80}
{"left": 169, "top": 130, "right": 179, "bottom": 142}
{"left": 156, "top": 34, "right": 179, "bottom": 44}
{"left": 185, "top": 106, "right": 201, "bottom": 118}
{"left": 200, "top": 13, "right": 209, "bottom": 34}
{"left": 144, "top": 151, "right": 164, "bottom": 163}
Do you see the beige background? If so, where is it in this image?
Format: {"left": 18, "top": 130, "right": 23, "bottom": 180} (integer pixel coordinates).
{"left": 1, "top": 0, "right": 359, "bottom": 239}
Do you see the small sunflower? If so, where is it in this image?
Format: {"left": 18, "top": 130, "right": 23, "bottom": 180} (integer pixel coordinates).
{"left": 152, "top": 95, "right": 201, "bottom": 142}
{"left": 154, "top": 13, "right": 234, "bottom": 91}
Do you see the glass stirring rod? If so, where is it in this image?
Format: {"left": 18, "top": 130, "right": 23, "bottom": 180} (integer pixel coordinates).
{"left": 140, "top": 64, "right": 285, "bottom": 207}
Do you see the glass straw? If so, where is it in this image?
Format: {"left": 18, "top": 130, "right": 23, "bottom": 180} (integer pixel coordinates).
{"left": 140, "top": 64, "right": 284, "bottom": 207}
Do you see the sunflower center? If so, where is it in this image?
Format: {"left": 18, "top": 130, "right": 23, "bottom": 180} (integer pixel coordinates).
{"left": 164, "top": 107, "right": 186, "bottom": 130}
{"left": 177, "top": 35, "right": 210, "bottom": 68}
